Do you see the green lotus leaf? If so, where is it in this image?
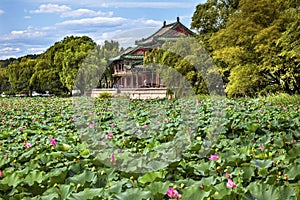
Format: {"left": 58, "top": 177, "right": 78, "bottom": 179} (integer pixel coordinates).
{"left": 71, "top": 188, "right": 104, "bottom": 200}
{"left": 278, "top": 185, "right": 297, "bottom": 200}
{"left": 182, "top": 184, "right": 211, "bottom": 200}
{"left": 24, "top": 170, "right": 46, "bottom": 186}
{"left": 246, "top": 182, "right": 279, "bottom": 200}
{"left": 285, "top": 164, "right": 300, "bottom": 181}
{"left": 67, "top": 170, "right": 96, "bottom": 186}
{"left": 250, "top": 159, "right": 273, "bottom": 169}
{"left": 138, "top": 171, "right": 166, "bottom": 185}
{"left": 212, "top": 182, "right": 232, "bottom": 199}
{"left": 114, "top": 188, "right": 151, "bottom": 200}
{"left": 144, "top": 181, "right": 170, "bottom": 196}
{"left": 0, "top": 172, "right": 23, "bottom": 188}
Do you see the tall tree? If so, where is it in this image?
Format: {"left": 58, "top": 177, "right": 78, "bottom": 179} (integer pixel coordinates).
{"left": 191, "top": 0, "right": 240, "bottom": 50}
{"left": 29, "top": 59, "right": 62, "bottom": 94}
{"left": 0, "top": 68, "right": 10, "bottom": 93}
{"left": 191, "top": 0, "right": 239, "bottom": 35}
{"left": 7, "top": 58, "right": 36, "bottom": 95}
{"left": 144, "top": 37, "right": 225, "bottom": 96}
{"left": 208, "top": 0, "right": 299, "bottom": 96}
{"left": 74, "top": 40, "right": 121, "bottom": 95}
{"left": 54, "top": 36, "right": 96, "bottom": 95}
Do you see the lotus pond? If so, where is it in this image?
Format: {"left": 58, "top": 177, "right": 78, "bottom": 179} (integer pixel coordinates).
{"left": 0, "top": 96, "right": 299, "bottom": 199}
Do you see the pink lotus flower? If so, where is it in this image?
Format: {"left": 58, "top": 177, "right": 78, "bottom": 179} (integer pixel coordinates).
{"left": 200, "top": 183, "right": 204, "bottom": 190}
{"left": 1, "top": 120, "right": 5, "bottom": 125}
{"left": 166, "top": 187, "right": 179, "bottom": 199}
{"left": 50, "top": 137, "right": 57, "bottom": 146}
{"left": 227, "top": 178, "right": 236, "bottom": 189}
{"left": 0, "top": 170, "right": 3, "bottom": 178}
{"left": 291, "top": 138, "right": 295, "bottom": 144}
{"left": 258, "top": 109, "right": 262, "bottom": 113}
{"left": 110, "top": 124, "right": 115, "bottom": 129}
{"left": 226, "top": 171, "right": 230, "bottom": 179}
{"left": 110, "top": 153, "right": 115, "bottom": 163}
{"left": 209, "top": 154, "right": 219, "bottom": 161}
{"left": 259, "top": 145, "right": 264, "bottom": 152}
{"left": 25, "top": 142, "right": 32, "bottom": 148}
{"left": 104, "top": 133, "right": 114, "bottom": 139}
{"left": 18, "top": 127, "right": 23, "bottom": 131}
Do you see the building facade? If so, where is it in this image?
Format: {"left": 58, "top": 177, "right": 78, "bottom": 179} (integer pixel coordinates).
{"left": 109, "top": 17, "right": 194, "bottom": 88}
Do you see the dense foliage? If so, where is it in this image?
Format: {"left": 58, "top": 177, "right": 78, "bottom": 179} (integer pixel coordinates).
{"left": 0, "top": 96, "right": 299, "bottom": 199}
{"left": 0, "top": 37, "right": 121, "bottom": 96}
{"left": 191, "top": 0, "right": 300, "bottom": 96}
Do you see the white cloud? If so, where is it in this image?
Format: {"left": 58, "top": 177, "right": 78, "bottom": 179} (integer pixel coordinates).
{"left": 4, "top": 27, "right": 45, "bottom": 40}
{"left": 30, "top": 4, "right": 71, "bottom": 14}
{"left": 99, "top": 2, "right": 194, "bottom": 8}
{"left": 0, "top": 9, "right": 4, "bottom": 15}
{"left": 135, "top": 19, "right": 162, "bottom": 26}
{"left": 108, "top": 27, "right": 159, "bottom": 47}
{"left": 57, "top": 16, "right": 126, "bottom": 26}
{"left": 0, "top": 47, "right": 21, "bottom": 54}
{"left": 24, "top": 16, "right": 32, "bottom": 19}
{"left": 32, "top": 0, "right": 199, "bottom": 8}
{"left": 60, "top": 9, "right": 113, "bottom": 18}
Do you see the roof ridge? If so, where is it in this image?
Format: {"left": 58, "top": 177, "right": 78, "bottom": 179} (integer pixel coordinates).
{"left": 135, "top": 21, "right": 180, "bottom": 45}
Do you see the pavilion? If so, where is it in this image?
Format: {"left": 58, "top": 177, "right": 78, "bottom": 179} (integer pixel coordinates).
{"left": 108, "top": 17, "right": 194, "bottom": 88}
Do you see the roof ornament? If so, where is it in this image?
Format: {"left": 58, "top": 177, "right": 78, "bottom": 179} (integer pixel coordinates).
{"left": 177, "top": 17, "right": 180, "bottom": 22}
{"left": 163, "top": 21, "right": 166, "bottom": 27}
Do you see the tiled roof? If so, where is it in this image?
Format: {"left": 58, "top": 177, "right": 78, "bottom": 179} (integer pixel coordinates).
{"left": 109, "top": 47, "right": 134, "bottom": 61}
{"left": 136, "top": 22, "right": 177, "bottom": 45}
{"left": 135, "top": 18, "right": 194, "bottom": 46}
{"left": 110, "top": 18, "right": 194, "bottom": 62}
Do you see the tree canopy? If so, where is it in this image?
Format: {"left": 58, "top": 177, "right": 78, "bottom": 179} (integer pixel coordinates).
{"left": 1, "top": 36, "right": 121, "bottom": 96}
{"left": 192, "top": 0, "right": 300, "bottom": 96}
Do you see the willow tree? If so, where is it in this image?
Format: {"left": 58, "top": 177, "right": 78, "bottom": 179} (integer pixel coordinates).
{"left": 53, "top": 36, "right": 97, "bottom": 95}
{"left": 7, "top": 58, "right": 36, "bottom": 95}
{"left": 0, "top": 68, "right": 9, "bottom": 93}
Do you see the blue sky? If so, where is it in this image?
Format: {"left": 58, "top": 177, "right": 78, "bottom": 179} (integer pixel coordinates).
{"left": 0, "top": 0, "right": 204, "bottom": 60}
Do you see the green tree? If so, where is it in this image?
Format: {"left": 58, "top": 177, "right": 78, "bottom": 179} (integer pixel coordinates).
{"left": 30, "top": 59, "right": 62, "bottom": 94}
{"left": 99, "top": 40, "right": 121, "bottom": 87}
{"left": 0, "top": 68, "right": 10, "bottom": 93}
{"left": 208, "top": 0, "right": 299, "bottom": 96}
{"left": 7, "top": 58, "right": 36, "bottom": 95}
{"left": 54, "top": 36, "right": 96, "bottom": 95}
{"left": 75, "top": 40, "right": 121, "bottom": 95}
{"left": 29, "top": 35, "right": 97, "bottom": 96}
{"left": 191, "top": 0, "right": 240, "bottom": 50}
{"left": 191, "top": 0, "right": 239, "bottom": 35}
{"left": 145, "top": 37, "right": 225, "bottom": 96}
